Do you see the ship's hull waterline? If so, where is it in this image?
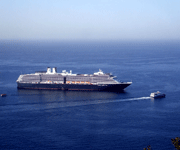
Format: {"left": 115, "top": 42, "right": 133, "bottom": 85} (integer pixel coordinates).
{"left": 16, "top": 68, "right": 132, "bottom": 92}
{"left": 17, "top": 82, "right": 131, "bottom": 92}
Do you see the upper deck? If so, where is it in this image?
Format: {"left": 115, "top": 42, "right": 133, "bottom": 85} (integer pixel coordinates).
{"left": 17, "top": 68, "right": 120, "bottom": 85}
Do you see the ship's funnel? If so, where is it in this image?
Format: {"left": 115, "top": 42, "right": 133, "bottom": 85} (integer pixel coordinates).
{"left": 52, "top": 67, "right": 57, "bottom": 74}
{"left": 47, "top": 67, "right": 51, "bottom": 74}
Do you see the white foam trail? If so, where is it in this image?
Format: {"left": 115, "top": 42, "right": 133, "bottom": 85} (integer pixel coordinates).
{"left": 1, "top": 97, "right": 151, "bottom": 113}
{"left": 113, "top": 97, "right": 151, "bottom": 102}
{"left": 57, "top": 97, "right": 151, "bottom": 108}
{"left": 87, "top": 97, "right": 151, "bottom": 105}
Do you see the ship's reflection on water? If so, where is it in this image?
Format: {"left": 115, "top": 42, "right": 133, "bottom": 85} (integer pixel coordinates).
{"left": 16, "top": 89, "right": 128, "bottom": 110}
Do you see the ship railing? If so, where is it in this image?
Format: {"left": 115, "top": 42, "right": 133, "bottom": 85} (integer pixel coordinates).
{"left": 127, "top": 81, "right": 132, "bottom": 84}
{"left": 92, "top": 82, "right": 114, "bottom": 85}
{"left": 96, "top": 82, "right": 118, "bottom": 85}
{"left": 53, "top": 81, "right": 63, "bottom": 84}
{"left": 118, "top": 81, "right": 132, "bottom": 84}
{"left": 66, "top": 81, "right": 91, "bottom": 85}
{"left": 115, "top": 79, "right": 132, "bottom": 83}
{"left": 91, "top": 82, "right": 97, "bottom": 85}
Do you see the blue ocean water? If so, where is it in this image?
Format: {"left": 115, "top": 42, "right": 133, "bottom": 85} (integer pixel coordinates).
{"left": 0, "top": 40, "right": 180, "bottom": 150}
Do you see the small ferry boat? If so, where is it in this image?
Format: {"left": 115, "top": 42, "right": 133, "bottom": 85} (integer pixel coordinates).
{"left": 150, "top": 91, "right": 165, "bottom": 98}
{"left": 1, "top": 94, "right": 7, "bottom": 97}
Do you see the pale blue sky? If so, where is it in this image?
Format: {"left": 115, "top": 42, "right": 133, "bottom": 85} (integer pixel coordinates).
{"left": 0, "top": 0, "right": 180, "bottom": 40}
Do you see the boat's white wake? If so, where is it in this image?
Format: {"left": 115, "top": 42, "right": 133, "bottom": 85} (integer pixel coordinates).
{"left": 57, "top": 97, "right": 151, "bottom": 108}
{"left": 88, "top": 96, "right": 151, "bottom": 104}
{"left": 113, "top": 97, "right": 151, "bottom": 102}
{"left": 1, "top": 97, "right": 151, "bottom": 112}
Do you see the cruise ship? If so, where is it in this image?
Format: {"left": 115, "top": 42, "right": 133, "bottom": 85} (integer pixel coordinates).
{"left": 16, "top": 67, "right": 132, "bottom": 92}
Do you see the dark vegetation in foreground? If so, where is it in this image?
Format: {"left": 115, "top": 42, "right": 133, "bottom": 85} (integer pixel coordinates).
{"left": 143, "top": 137, "right": 180, "bottom": 150}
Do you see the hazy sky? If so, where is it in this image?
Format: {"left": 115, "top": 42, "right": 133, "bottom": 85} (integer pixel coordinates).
{"left": 0, "top": 0, "right": 180, "bottom": 41}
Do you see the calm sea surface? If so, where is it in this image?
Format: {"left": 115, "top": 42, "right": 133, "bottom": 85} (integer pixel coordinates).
{"left": 0, "top": 40, "right": 180, "bottom": 150}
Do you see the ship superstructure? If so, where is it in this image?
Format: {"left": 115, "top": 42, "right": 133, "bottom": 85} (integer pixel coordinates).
{"left": 16, "top": 67, "right": 132, "bottom": 91}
